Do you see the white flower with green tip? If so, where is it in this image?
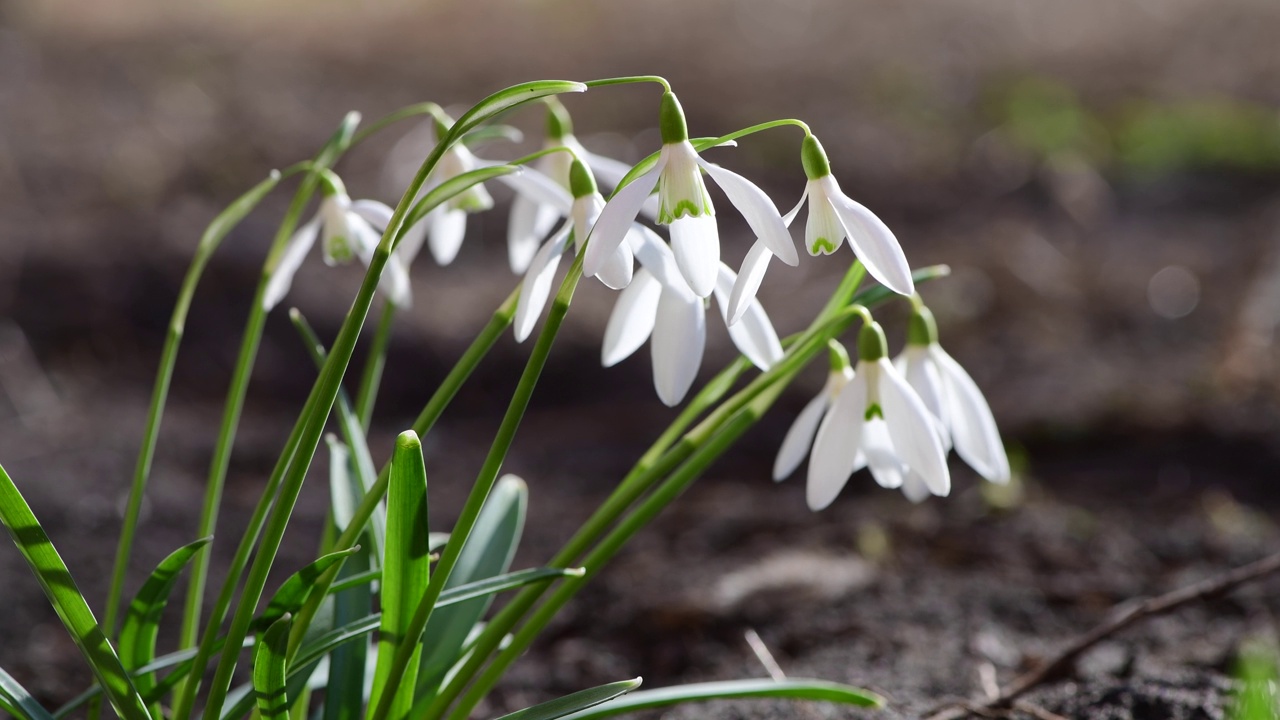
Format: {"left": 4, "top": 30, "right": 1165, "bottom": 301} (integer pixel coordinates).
{"left": 583, "top": 91, "right": 798, "bottom": 300}
{"left": 513, "top": 160, "right": 636, "bottom": 342}
{"left": 806, "top": 321, "right": 950, "bottom": 508}
{"left": 772, "top": 341, "right": 856, "bottom": 482}
{"left": 601, "top": 225, "right": 783, "bottom": 407}
{"left": 726, "top": 135, "right": 915, "bottom": 326}
{"left": 894, "top": 306, "right": 1010, "bottom": 484}
{"left": 263, "top": 175, "right": 410, "bottom": 311}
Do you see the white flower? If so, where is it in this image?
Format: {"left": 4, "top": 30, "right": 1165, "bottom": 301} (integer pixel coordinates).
{"left": 601, "top": 226, "right": 783, "bottom": 407}
{"left": 583, "top": 92, "right": 798, "bottom": 300}
{"left": 772, "top": 359, "right": 855, "bottom": 482}
{"left": 894, "top": 307, "right": 1010, "bottom": 484}
{"left": 725, "top": 135, "right": 914, "bottom": 326}
{"left": 263, "top": 184, "right": 411, "bottom": 311}
{"left": 513, "top": 160, "right": 636, "bottom": 343}
{"left": 805, "top": 322, "right": 950, "bottom": 508}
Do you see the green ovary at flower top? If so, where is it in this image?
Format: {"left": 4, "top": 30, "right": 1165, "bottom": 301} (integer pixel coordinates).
{"left": 583, "top": 90, "right": 799, "bottom": 300}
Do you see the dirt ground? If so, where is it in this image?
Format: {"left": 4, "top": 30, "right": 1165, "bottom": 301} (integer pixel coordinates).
{"left": 4, "top": 1, "right": 1280, "bottom": 718}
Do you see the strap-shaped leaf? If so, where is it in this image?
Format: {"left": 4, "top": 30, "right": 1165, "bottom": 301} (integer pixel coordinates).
{"left": 496, "top": 678, "right": 641, "bottom": 720}
{"left": 557, "top": 678, "right": 884, "bottom": 720}
{"left": 448, "top": 80, "right": 586, "bottom": 141}
{"left": 402, "top": 165, "right": 520, "bottom": 232}
{"left": 0, "top": 464, "right": 152, "bottom": 720}
{"left": 416, "top": 475, "right": 526, "bottom": 693}
{"left": 323, "top": 439, "right": 374, "bottom": 720}
{"left": 252, "top": 615, "right": 292, "bottom": 720}
{"left": 368, "top": 431, "right": 431, "bottom": 720}
{"left": 118, "top": 536, "right": 211, "bottom": 716}
{"left": 0, "top": 666, "right": 54, "bottom": 720}
{"left": 250, "top": 548, "right": 359, "bottom": 633}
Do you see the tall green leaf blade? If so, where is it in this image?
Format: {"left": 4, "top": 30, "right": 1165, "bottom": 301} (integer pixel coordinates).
{"left": 416, "top": 475, "right": 526, "bottom": 694}
{"left": 118, "top": 536, "right": 211, "bottom": 716}
{"left": 0, "top": 666, "right": 54, "bottom": 720}
{"left": 253, "top": 615, "right": 293, "bottom": 720}
{"left": 251, "top": 548, "right": 359, "bottom": 633}
{"left": 496, "top": 678, "right": 641, "bottom": 720}
{"left": 558, "top": 678, "right": 884, "bottom": 720}
{"left": 0, "top": 464, "right": 152, "bottom": 720}
{"left": 325, "top": 441, "right": 373, "bottom": 720}
{"left": 449, "top": 80, "right": 587, "bottom": 140}
{"left": 367, "top": 431, "right": 430, "bottom": 720}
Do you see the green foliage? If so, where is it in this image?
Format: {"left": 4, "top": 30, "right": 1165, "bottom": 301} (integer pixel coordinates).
{"left": 1231, "top": 643, "right": 1280, "bottom": 720}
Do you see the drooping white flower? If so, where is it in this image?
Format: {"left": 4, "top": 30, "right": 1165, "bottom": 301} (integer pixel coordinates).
{"left": 726, "top": 135, "right": 915, "bottom": 326}
{"left": 601, "top": 226, "right": 783, "bottom": 407}
{"left": 263, "top": 176, "right": 410, "bottom": 311}
{"left": 507, "top": 101, "right": 642, "bottom": 274}
{"left": 513, "top": 160, "right": 636, "bottom": 342}
{"left": 773, "top": 341, "right": 856, "bottom": 482}
{"left": 583, "top": 92, "right": 798, "bottom": 300}
{"left": 806, "top": 321, "right": 950, "bottom": 508}
{"left": 894, "top": 306, "right": 1010, "bottom": 484}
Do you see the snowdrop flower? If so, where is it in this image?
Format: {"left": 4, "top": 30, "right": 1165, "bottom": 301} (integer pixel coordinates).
{"left": 894, "top": 305, "right": 1010, "bottom": 484}
{"left": 806, "top": 321, "right": 950, "bottom": 508}
{"left": 601, "top": 226, "right": 783, "bottom": 406}
{"left": 726, "top": 135, "right": 914, "bottom": 326}
{"left": 263, "top": 174, "right": 410, "bottom": 312}
{"left": 583, "top": 92, "right": 798, "bottom": 300}
{"left": 772, "top": 341, "right": 856, "bottom": 482}
{"left": 513, "top": 159, "right": 636, "bottom": 342}
{"left": 507, "top": 101, "right": 639, "bottom": 274}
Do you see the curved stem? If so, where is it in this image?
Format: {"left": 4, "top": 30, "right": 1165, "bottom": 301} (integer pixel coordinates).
{"left": 582, "top": 75, "right": 671, "bottom": 92}
{"left": 367, "top": 255, "right": 583, "bottom": 720}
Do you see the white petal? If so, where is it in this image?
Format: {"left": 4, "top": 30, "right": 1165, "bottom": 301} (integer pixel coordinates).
{"left": 507, "top": 193, "right": 546, "bottom": 273}
{"left": 379, "top": 254, "right": 413, "bottom": 308}
{"left": 651, "top": 285, "right": 705, "bottom": 407}
{"left": 773, "top": 391, "right": 829, "bottom": 481}
{"left": 427, "top": 208, "right": 468, "bottom": 266}
{"left": 583, "top": 162, "right": 663, "bottom": 277}
{"left": 513, "top": 224, "right": 571, "bottom": 342}
{"left": 669, "top": 215, "right": 720, "bottom": 298}
{"left": 595, "top": 238, "right": 634, "bottom": 291}
{"left": 350, "top": 199, "right": 395, "bottom": 230}
{"left": 877, "top": 358, "right": 950, "bottom": 497}
{"left": 395, "top": 216, "right": 429, "bottom": 265}
{"left": 900, "top": 470, "right": 933, "bottom": 503}
{"left": 862, "top": 419, "right": 905, "bottom": 490}
{"left": 628, "top": 225, "right": 687, "bottom": 290}
{"left": 601, "top": 268, "right": 661, "bottom": 367}
{"left": 807, "top": 374, "right": 867, "bottom": 510}
{"left": 698, "top": 159, "right": 799, "bottom": 266}
{"left": 726, "top": 240, "right": 774, "bottom": 327}
{"left": 825, "top": 179, "right": 914, "bottom": 295}
{"left": 263, "top": 214, "right": 321, "bottom": 311}
{"left": 495, "top": 167, "right": 573, "bottom": 214}
{"left": 782, "top": 186, "right": 809, "bottom": 227}
{"left": 932, "top": 345, "right": 1011, "bottom": 484}
{"left": 714, "top": 264, "right": 783, "bottom": 371}
{"left": 896, "top": 346, "right": 951, "bottom": 451}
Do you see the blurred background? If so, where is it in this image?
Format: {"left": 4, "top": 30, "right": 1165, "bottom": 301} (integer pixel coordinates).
{"left": 4, "top": 0, "right": 1280, "bottom": 715}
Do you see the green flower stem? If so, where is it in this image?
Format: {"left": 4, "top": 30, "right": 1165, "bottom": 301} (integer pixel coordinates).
{"left": 423, "top": 261, "right": 870, "bottom": 720}
{"left": 352, "top": 103, "right": 446, "bottom": 146}
{"left": 283, "top": 286, "right": 520, "bottom": 659}
{"left": 355, "top": 302, "right": 397, "bottom": 431}
{"left": 367, "top": 255, "right": 584, "bottom": 720}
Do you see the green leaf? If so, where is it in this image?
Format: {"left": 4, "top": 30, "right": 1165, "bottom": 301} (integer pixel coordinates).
{"left": 0, "top": 666, "right": 54, "bottom": 720}
{"left": 401, "top": 166, "right": 520, "bottom": 237}
{"left": 118, "top": 536, "right": 211, "bottom": 716}
{"left": 251, "top": 548, "right": 360, "bottom": 633}
{"left": 322, "top": 550, "right": 371, "bottom": 720}
{"left": 557, "top": 678, "right": 884, "bottom": 720}
{"left": 368, "top": 431, "right": 431, "bottom": 720}
{"left": 416, "top": 475, "right": 526, "bottom": 694}
{"left": 448, "top": 80, "right": 587, "bottom": 140}
{"left": 0, "top": 464, "right": 153, "bottom": 720}
{"left": 496, "top": 678, "right": 642, "bottom": 720}
{"left": 253, "top": 615, "right": 292, "bottom": 720}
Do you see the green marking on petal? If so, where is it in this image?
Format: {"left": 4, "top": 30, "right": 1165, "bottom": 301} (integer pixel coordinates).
{"left": 325, "top": 236, "right": 354, "bottom": 264}
{"left": 865, "top": 403, "right": 884, "bottom": 421}
{"left": 810, "top": 237, "right": 838, "bottom": 255}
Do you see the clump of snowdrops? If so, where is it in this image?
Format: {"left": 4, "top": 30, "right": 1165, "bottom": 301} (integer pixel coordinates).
{"left": 0, "top": 76, "right": 1010, "bottom": 720}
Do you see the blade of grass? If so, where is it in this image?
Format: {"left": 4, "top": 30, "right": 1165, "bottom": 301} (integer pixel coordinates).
{"left": 558, "top": 678, "right": 883, "bottom": 719}
{"left": 0, "top": 666, "right": 55, "bottom": 720}
{"left": 0, "top": 464, "right": 152, "bottom": 720}
{"left": 494, "top": 679, "right": 641, "bottom": 720}
{"left": 250, "top": 548, "right": 360, "bottom": 633}
{"left": 253, "top": 615, "right": 293, "bottom": 720}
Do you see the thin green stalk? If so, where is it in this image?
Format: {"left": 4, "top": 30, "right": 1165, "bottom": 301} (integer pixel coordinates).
{"left": 581, "top": 76, "right": 670, "bottom": 91}
{"left": 284, "top": 286, "right": 519, "bottom": 659}
{"left": 367, "top": 256, "right": 583, "bottom": 720}
{"left": 448, "top": 366, "right": 800, "bottom": 720}
{"left": 355, "top": 302, "right": 396, "bottom": 431}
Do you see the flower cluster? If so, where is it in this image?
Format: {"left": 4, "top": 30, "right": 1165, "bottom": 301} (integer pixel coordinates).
{"left": 265, "top": 87, "right": 1008, "bottom": 505}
